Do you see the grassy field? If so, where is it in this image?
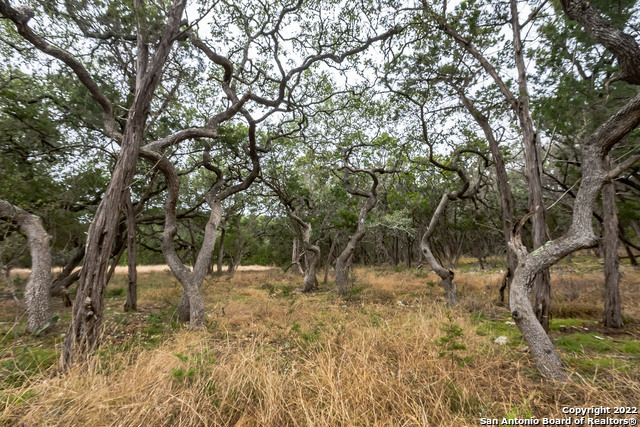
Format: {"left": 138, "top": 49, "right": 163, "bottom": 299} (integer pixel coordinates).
{"left": 1, "top": 257, "right": 639, "bottom": 426}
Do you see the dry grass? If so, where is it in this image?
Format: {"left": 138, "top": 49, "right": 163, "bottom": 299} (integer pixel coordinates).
{"left": 1, "top": 260, "right": 640, "bottom": 426}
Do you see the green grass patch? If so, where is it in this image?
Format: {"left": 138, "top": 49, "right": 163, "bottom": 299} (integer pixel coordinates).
{"left": 106, "top": 286, "right": 125, "bottom": 298}
{"left": 556, "top": 333, "right": 614, "bottom": 354}
{"left": 144, "top": 312, "right": 170, "bottom": 337}
{"left": 566, "top": 356, "right": 634, "bottom": 375}
{"left": 556, "top": 333, "right": 640, "bottom": 357}
{"left": 279, "top": 285, "right": 295, "bottom": 298}
{"left": 343, "top": 285, "right": 364, "bottom": 301}
{"left": 0, "top": 345, "right": 58, "bottom": 388}
{"left": 470, "top": 311, "right": 489, "bottom": 325}
{"left": 170, "top": 348, "right": 218, "bottom": 385}
{"left": 474, "top": 317, "right": 524, "bottom": 349}
{"left": 369, "top": 312, "right": 384, "bottom": 327}
{"left": 549, "top": 318, "right": 588, "bottom": 331}
{"left": 475, "top": 320, "right": 520, "bottom": 339}
{"left": 260, "top": 282, "right": 297, "bottom": 299}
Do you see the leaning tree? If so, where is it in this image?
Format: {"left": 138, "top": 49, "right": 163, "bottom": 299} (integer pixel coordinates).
{"left": 0, "top": 200, "right": 51, "bottom": 332}
{"left": 505, "top": 0, "right": 640, "bottom": 380}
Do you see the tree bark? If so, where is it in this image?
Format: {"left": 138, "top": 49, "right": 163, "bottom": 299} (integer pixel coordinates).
{"left": 50, "top": 245, "right": 84, "bottom": 300}
{"left": 148, "top": 113, "right": 262, "bottom": 324}
{"left": 560, "top": 0, "right": 640, "bottom": 85}
{"left": 509, "top": 253, "right": 566, "bottom": 380}
{"left": 632, "top": 220, "right": 640, "bottom": 245}
{"left": 300, "top": 232, "right": 320, "bottom": 292}
{"left": 440, "top": 0, "right": 550, "bottom": 316}
{"left": 324, "top": 233, "right": 338, "bottom": 283}
{"left": 393, "top": 234, "right": 399, "bottom": 266}
{"left": 0, "top": 200, "right": 52, "bottom": 333}
{"left": 217, "top": 217, "right": 226, "bottom": 274}
{"left": 291, "top": 237, "right": 304, "bottom": 275}
{"left": 287, "top": 205, "right": 321, "bottom": 292}
{"left": 228, "top": 229, "right": 245, "bottom": 275}
{"left": 124, "top": 189, "right": 138, "bottom": 312}
{"left": 105, "top": 227, "right": 128, "bottom": 285}
{"left": 602, "top": 156, "right": 623, "bottom": 328}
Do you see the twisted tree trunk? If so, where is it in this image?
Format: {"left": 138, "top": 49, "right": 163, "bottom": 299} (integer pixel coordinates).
{"left": 421, "top": 194, "right": 458, "bottom": 307}
{"left": 147, "top": 151, "right": 221, "bottom": 328}
{"left": 298, "top": 222, "right": 320, "bottom": 292}
{"left": 291, "top": 237, "right": 304, "bottom": 275}
{"left": 335, "top": 170, "right": 380, "bottom": 295}
{"left": 0, "top": 200, "right": 51, "bottom": 333}
{"left": 509, "top": 91, "right": 640, "bottom": 380}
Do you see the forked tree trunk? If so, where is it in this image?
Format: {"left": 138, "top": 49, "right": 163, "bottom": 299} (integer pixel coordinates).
{"left": 152, "top": 150, "right": 222, "bottom": 327}
{"left": 150, "top": 114, "right": 261, "bottom": 325}
{"left": 421, "top": 194, "right": 458, "bottom": 307}
{"left": 0, "top": 200, "right": 52, "bottom": 333}
{"left": 421, "top": 240, "right": 457, "bottom": 306}
{"left": 172, "top": 200, "right": 222, "bottom": 325}
{"left": 443, "top": 0, "right": 549, "bottom": 312}
{"left": 300, "top": 237, "right": 320, "bottom": 292}
{"left": 284, "top": 201, "right": 321, "bottom": 292}
{"left": 124, "top": 190, "right": 138, "bottom": 312}
{"left": 335, "top": 193, "right": 377, "bottom": 295}
{"left": 335, "top": 167, "right": 381, "bottom": 295}
{"left": 602, "top": 157, "right": 623, "bottom": 328}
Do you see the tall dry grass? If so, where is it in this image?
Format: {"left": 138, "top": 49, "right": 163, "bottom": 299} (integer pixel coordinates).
{"left": 1, "top": 262, "right": 639, "bottom": 426}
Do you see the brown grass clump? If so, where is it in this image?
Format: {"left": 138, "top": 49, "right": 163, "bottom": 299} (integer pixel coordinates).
{"left": 1, "top": 261, "right": 640, "bottom": 425}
